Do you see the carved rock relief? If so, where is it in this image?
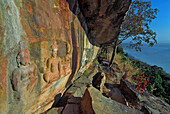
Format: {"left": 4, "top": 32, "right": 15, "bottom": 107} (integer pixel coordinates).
{"left": 11, "top": 42, "right": 38, "bottom": 103}
{"left": 40, "top": 40, "right": 72, "bottom": 86}
{"left": 0, "top": 0, "right": 97, "bottom": 113}
{"left": 43, "top": 42, "right": 62, "bottom": 83}
{"left": 10, "top": 40, "right": 72, "bottom": 111}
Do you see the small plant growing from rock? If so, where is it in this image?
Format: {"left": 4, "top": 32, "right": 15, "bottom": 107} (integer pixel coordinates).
{"left": 83, "top": 70, "right": 91, "bottom": 76}
{"left": 96, "top": 8, "right": 100, "bottom": 13}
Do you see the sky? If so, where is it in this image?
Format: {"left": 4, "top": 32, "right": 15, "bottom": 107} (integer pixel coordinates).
{"left": 124, "top": 0, "right": 170, "bottom": 43}
{"left": 145, "top": 0, "right": 170, "bottom": 43}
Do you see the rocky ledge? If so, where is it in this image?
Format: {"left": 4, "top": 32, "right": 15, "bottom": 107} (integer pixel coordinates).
{"left": 46, "top": 62, "right": 170, "bottom": 114}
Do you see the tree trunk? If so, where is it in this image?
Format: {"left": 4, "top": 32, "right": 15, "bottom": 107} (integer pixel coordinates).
{"left": 109, "top": 39, "right": 118, "bottom": 67}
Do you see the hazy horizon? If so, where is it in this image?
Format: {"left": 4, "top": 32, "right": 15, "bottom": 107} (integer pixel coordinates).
{"left": 122, "top": 43, "right": 170, "bottom": 74}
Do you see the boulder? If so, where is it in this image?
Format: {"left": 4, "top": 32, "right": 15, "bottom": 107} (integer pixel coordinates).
{"left": 87, "top": 87, "right": 142, "bottom": 114}
{"left": 47, "top": 63, "right": 170, "bottom": 114}
{"left": 120, "top": 79, "right": 170, "bottom": 114}
{"left": 67, "top": 0, "right": 132, "bottom": 46}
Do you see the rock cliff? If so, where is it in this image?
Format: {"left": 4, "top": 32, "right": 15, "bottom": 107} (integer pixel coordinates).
{"left": 1, "top": 0, "right": 169, "bottom": 114}
{"left": 0, "top": 0, "right": 99, "bottom": 113}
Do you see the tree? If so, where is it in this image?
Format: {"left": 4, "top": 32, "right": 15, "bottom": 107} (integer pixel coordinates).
{"left": 119, "top": 0, "right": 158, "bottom": 51}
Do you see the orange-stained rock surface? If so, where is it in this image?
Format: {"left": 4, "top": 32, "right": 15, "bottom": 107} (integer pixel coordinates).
{"left": 0, "top": 0, "right": 99, "bottom": 113}
{"left": 0, "top": 0, "right": 132, "bottom": 113}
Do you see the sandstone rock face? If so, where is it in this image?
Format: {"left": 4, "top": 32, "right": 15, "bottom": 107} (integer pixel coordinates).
{"left": 1, "top": 0, "right": 168, "bottom": 114}
{"left": 67, "top": 0, "right": 132, "bottom": 46}
{"left": 0, "top": 0, "right": 132, "bottom": 113}
{"left": 0, "top": 0, "right": 99, "bottom": 113}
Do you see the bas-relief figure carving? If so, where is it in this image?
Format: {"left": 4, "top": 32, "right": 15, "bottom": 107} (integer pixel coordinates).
{"left": 11, "top": 49, "right": 38, "bottom": 102}
{"left": 61, "top": 41, "right": 72, "bottom": 77}
{"left": 42, "top": 41, "right": 72, "bottom": 83}
{"left": 10, "top": 40, "right": 72, "bottom": 102}
{"left": 43, "top": 42, "right": 62, "bottom": 83}
{"left": 9, "top": 40, "right": 72, "bottom": 112}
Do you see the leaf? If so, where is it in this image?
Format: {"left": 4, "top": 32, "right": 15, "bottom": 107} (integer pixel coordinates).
{"left": 119, "top": 0, "right": 158, "bottom": 51}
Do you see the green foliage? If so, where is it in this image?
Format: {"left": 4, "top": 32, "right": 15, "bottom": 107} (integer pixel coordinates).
{"left": 117, "top": 45, "right": 124, "bottom": 54}
{"left": 121, "top": 55, "right": 129, "bottom": 62}
{"left": 132, "top": 60, "right": 170, "bottom": 104}
{"left": 119, "top": 0, "right": 158, "bottom": 51}
{"left": 99, "top": 45, "right": 109, "bottom": 59}
{"left": 83, "top": 70, "right": 91, "bottom": 76}
{"left": 93, "top": 59, "right": 99, "bottom": 65}
{"left": 119, "top": 47, "right": 170, "bottom": 104}
{"left": 134, "top": 71, "right": 151, "bottom": 95}
{"left": 96, "top": 8, "right": 100, "bottom": 13}
{"left": 163, "top": 80, "right": 170, "bottom": 96}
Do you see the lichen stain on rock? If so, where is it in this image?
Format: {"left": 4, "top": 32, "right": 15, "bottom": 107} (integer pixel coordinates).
{"left": 19, "top": 0, "right": 72, "bottom": 40}
{"left": 0, "top": 84, "right": 7, "bottom": 112}
{"left": 20, "top": 7, "right": 32, "bottom": 37}
{"left": 0, "top": 57, "right": 8, "bottom": 89}
{"left": 0, "top": 25, "right": 4, "bottom": 58}
{"left": 0, "top": 0, "right": 99, "bottom": 113}
{"left": 6, "top": 5, "right": 10, "bottom": 11}
{"left": 0, "top": 24, "right": 2, "bottom": 34}
{"left": 27, "top": 3, "right": 33, "bottom": 14}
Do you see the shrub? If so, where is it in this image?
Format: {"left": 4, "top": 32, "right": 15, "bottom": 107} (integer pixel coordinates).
{"left": 83, "top": 70, "right": 91, "bottom": 76}
{"left": 114, "top": 54, "right": 138, "bottom": 81}
{"left": 134, "top": 71, "right": 152, "bottom": 94}
{"left": 117, "top": 45, "right": 124, "bottom": 54}
{"left": 132, "top": 60, "right": 170, "bottom": 104}
{"left": 93, "top": 59, "right": 99, "bottom": 65}
{"left": 122, "top": 55, "right": 129, "bottom": 61}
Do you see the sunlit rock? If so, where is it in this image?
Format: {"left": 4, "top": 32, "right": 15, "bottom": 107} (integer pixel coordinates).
{"left": 0, "top": 0, "right": 99, "bottom": 113}
{"left": 0, "top": 0, "right": 132, "bottom": 113}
